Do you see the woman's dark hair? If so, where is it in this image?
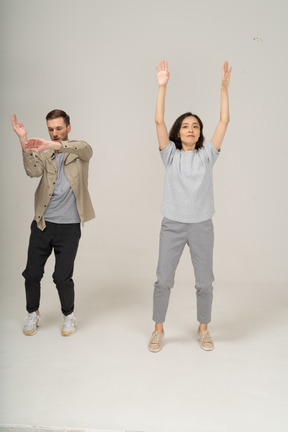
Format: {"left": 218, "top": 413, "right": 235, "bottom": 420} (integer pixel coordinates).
{"left": 46, "top": 109, "right": 70, "bottom": 127}
{"left": 169, "top": 112, "right": 204, "bottom": 150}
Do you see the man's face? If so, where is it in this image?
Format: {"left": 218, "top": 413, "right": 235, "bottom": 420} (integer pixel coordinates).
{"left": 47, "top": 117, "right": 71, "bottom": 141}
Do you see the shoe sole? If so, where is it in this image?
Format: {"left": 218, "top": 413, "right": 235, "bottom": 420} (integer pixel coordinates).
{"left": 199, "top": 343, "right": 214, "bottom": 351}
{"left": 148, "top": 345, "right": 162, "bottom": 353}
{"left": 61, "top": 329, "right": 76, "bottom": 336}
{"left": 23, "top": 329, "right": 37, "bottom": 336}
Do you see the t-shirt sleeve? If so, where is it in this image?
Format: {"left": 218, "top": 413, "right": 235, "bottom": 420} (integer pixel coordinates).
{"left": 203, "top": 140, "right": 220, "bottom": 166}
{"left": 159, "top": 141, "right": 177, "bottom": 167}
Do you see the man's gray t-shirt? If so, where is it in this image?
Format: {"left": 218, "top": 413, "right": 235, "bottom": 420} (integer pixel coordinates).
{"left": 44, "top": 152, "right": 80, "bottom": 224}
{"left": 160, "top": 140, "right": 220, "bottom": 223}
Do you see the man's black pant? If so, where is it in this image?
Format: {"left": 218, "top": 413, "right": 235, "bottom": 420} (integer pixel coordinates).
{"left": 22, "top": 220, "right": 81, "bottom": 316}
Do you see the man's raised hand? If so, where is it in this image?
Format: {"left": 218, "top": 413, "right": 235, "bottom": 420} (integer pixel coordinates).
{"left": 11, "top": 113, "right": 29, "bottom": 150}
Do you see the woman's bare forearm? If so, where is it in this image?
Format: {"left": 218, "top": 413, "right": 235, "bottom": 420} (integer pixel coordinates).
{"left": 155, "top": 85, "right": 167, "bottom": 125}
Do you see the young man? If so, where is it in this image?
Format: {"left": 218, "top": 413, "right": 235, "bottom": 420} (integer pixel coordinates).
{"left": 11, "top": 110, "right": 95, "bottom": 336}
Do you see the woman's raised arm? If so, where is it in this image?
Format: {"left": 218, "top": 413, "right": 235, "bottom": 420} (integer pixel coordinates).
{"left": 211, "top": 61, "right": 232, "bottom": 151}
{"left": 155, "top": 60, "right": 170, "bottom": 150}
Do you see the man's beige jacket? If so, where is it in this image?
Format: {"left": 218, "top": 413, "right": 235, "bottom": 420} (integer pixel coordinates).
{"left": 23, "top": 140, "right": 95, "bottom": 230}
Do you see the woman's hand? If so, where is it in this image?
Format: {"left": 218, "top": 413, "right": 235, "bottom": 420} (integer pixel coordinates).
{"left": 221, "top": 60, "right": 232, "bottom": 89}
{"left": 212, "top": 60, "right": 232, "bottom": 150}
{"left": 155, "top": 60, "right": 170, "bottom": 150}
{"left": 156, "top": 59, "right": 170, "bottom": 87}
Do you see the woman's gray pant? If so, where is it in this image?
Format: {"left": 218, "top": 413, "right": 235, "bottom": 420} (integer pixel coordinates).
{"left": 153, "top": 217, "right": 214, "bottom": 324}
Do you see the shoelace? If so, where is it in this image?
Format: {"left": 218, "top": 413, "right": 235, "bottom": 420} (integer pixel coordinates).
{"left": 64, "top": 315, "right": 75, "bottom": 327}
{"left": 150, "top": 331, "right": 162, "bottom": 344}
{"left": 26, "top": 314, "right": 37, "bottom": 325}
{"left": 199, "top": 330, "right": 212, "bottom": 343}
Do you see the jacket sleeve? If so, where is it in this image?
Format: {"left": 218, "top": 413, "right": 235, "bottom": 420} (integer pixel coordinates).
{"left": 59, "top": 140, "right": 93, "bottom": 162}
{"left": 22, "top": 151, "right": 45, "bottom": 178}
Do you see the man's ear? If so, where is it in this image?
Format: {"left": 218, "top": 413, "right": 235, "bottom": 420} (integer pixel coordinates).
{"left": 67, "top": 125, "right": 71, "bottom": 134}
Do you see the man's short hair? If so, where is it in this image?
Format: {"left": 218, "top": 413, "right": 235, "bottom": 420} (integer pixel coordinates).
{"left": 46, "top": 109, "right": 70, "bottom": 127}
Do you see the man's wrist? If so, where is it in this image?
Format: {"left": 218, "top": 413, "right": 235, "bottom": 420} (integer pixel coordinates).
{"left": 51, "top": 141, "right": 62, "bottom": 151}
{"left": 19, "top": 136, "right": 28, "bottom": 146}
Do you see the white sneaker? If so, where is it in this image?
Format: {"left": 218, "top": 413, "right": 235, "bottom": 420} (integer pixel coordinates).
{"left": 62, "top": 312, "right": 76, "bottom": 336}
{"left": 23, "top": 312, "right": 40, "bottom": 336}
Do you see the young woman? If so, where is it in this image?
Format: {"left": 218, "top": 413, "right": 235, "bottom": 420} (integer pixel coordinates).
{"left": 149, "top": 59, "right": 232, "bottom": 352}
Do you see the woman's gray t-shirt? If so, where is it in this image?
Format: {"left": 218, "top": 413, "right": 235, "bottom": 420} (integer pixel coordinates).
{"left": 160, "top": 140, "right": 220, "bottom": 223}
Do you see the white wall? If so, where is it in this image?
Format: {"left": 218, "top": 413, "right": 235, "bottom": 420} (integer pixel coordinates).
{"left": 1, "top": 0, "right": 287, "bottom": 294}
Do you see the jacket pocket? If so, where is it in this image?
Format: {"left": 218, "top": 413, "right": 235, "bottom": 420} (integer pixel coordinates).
{"left": 65, "top": 157, "right": 80, "bottom": 178}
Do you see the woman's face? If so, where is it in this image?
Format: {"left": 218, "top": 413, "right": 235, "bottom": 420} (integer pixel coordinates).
{"left": 178, "top": 116, "right": 201, "bottom": 151}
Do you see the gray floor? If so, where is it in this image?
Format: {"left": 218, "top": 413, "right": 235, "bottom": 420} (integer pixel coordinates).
{"left": 0, "top": 270, "right": 287, "bottom": 432}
